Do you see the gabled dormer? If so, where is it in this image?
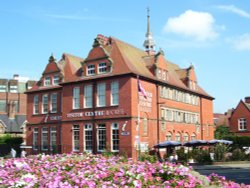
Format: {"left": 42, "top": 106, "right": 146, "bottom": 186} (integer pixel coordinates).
{"left": 82, "top": 34, "right": 113, "bottom": 77}
{"left": 176, "top": 65, "right": 198, "bottom": 91}
{"left": 151, "top": 49, "right": 169, "bottom": 82}
{"left": 186, "top": 65, "right": 198, "bottom": 90}
{"left": 41, "top": 55, "right": 62, "bottom": 87}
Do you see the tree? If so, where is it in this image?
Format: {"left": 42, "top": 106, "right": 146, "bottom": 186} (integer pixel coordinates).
{"left": 214, "top": 125, "right": 231, "bottom": 139}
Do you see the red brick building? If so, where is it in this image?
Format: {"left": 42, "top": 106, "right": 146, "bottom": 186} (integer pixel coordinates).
{"left": 25, "top": 15, "right": 214, "bottom": 158}
{"left": 214, "top": 109, "right": 233, "bottom": 127}
{"left": 0, "top": 75, "right": 36, "bottom": 137}
{"left": 229, "top": 97, "right": 250, "bottom": 136}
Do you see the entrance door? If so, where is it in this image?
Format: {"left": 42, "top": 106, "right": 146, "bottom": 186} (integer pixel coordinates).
{"left": 97, "top": 124, "right": 106, "bottom": 152}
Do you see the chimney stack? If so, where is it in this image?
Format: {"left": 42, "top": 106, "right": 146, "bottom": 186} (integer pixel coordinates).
{"left": 8, "top": 101, "right": 17, "bottom": 119}
{"left": 13, "top": 74, "right": 19, "bottom": 80}
{"left": 245, "top": 96, "right": 250, "bottom": 104}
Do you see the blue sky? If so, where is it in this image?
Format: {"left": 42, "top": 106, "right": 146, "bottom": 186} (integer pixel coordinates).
{"left": 1, "top": 0, "right": 250, "bottom": 113}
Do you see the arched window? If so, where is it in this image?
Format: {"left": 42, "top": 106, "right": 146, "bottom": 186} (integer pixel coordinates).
{"left": 175, "top": 132, "right": 181, "bottom": 141}
{"left": 166, "top": 132, "right": 172, "bottom": 141}
{"left": 191, "top": 133, "right": 196, "bottom": 141}
{"left": 183, "top": 133, "right": 189, "bottom": 142}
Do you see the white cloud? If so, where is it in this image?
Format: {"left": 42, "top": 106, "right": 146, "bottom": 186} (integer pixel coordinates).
{"left": 216, "top": 5, "right": 250, "bottom": 18}
{"left": 227, "top": 33, "right": 250, "bottom": 50}
{"left": 163, "top": 10, "right": 218, "bottom": 41}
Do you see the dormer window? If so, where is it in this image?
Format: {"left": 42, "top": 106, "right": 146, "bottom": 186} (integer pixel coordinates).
{"left": 9, "top": 85, "right": 18, "bottom": 93}
{"left": 98, "top": 63, "right": 107, "bottom": 74}
{"left": 53, "top": 75, "right": 59, "bottom": 85}
{"left": 0, "top": 84, "right": 7, "bottom": 92}
{"left": 188, "top": 80, "right": 197, "bottom": 91}
{"left": 44, "top": 77, "right": 51, "bottom": 86}
{"left": 87, "top": 64, "right": 95, "bottom": 76}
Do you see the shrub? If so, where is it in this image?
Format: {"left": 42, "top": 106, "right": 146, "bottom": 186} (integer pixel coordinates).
{"left": 214, "top": 144, "right": 230, "bottom": 161}
{"left": 230, "top": 148, "right": 246, "bottom": 161}
{"left": 195, "top": 149, "right": 212, "bottom": 164}
{"left": 224, "top": 135, "right": 250, "bottom": 150}
{"left": 176, "top": 147, "right": 188, "bottom": 163}
{"left": 140, "top": 151, "right": 157, "bottom": 163}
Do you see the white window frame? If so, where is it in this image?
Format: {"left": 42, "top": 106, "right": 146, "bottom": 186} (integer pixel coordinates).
{"left": 97, "top": 83, "right": 106, "bottom": 107}
{"left": 183, "top": 133, "right": 189, "bottom": 142}
{"left": 111, "top": 123, "right": 119, "bottom": 152}
{"left": 33, "top": 128, "right": 39, "bottom": 150}
{"left": 41, "top": 127, "right": 48, "bottom": 150}
{"left": 84, "top": 124, "right": 93, "bottom": 152}
{"left": 0, "top": 85, "right": 7, "bottom": 92}
{"left": 87, "top": 64, "right": 95, "bottom": 76}
{"left": 42, "top": 94, "right": 48, "bottom": 114}
{"left": 98, "top": 62, "right": 107, "bottom": 74}
{"left": 50, "top": 127, "right": 57, "bottom": 151}
{"left": 238, "top": 118, "right": 247, "bottom": 131}
{"left": 9, "top": 85, "right": 18, "bottom": 93}
{"left": 53, "top": 75, "right": 60, "bottom": 85}
{"left": 84, "top": 85, "right": 93, "bottom": 108}
{"left": 111, "top": 81, "right": 119, "bottom": 106}
{"left": 175, "top": 133, "right": 181, "bottom": 142}
{"left": 73, "top": 125, "right": 80, "bottom": 151}
{"left": 73, "top": 87, "right": 80, "bottom": 109}
{"left": 44, "top": 76, "right": 51, "bottom": 86}
{"left": 97, "top": 124, "right": 106, "bottom": 152}
{"left": 191, "top": 133, "right": 196, "bottom": 141}
{"left": 166, "top": 132, "right": 172, "bottom": 141}
{"left": 50, "top": 93, "right": 57, "bottom": 113}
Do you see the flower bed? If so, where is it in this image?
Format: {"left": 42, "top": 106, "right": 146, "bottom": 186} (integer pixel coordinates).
{"left": 0, "top": 153, "right": 248, "bottom": 187}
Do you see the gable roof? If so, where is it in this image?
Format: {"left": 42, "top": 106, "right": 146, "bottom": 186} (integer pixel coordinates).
{"left": 27, "top": 34, "right": 213, "bottom": 99}
{"left": 0, "top": 115, "right": 26, "bottom": 133}
{"left": 58, "top": 53, "right": 83, "bottom": 82}
{"left": 243, "top": 102, "right": 250, "bottom": 112}
{"left": 27, "top": 53, "right": 83, "bottom": 92}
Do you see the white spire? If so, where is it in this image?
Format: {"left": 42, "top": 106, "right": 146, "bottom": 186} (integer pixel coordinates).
{"left": 143, "top": 7, "right": 155, "bottom": 53}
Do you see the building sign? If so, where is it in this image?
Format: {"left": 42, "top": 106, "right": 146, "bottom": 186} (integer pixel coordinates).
{"left": 44, "top": 115, "right": 62, "bottom": 122}
{"left": 49, "top": 116, "right": 62, "bottom": 121}
{"left": 121, "top": 131, "right": 130, "bottom": 136}
{"left": 66, "top": 108, "right": 125, "bottom": 118}
{"left": 139, "top": 92, "right": 152, "bottom": 112}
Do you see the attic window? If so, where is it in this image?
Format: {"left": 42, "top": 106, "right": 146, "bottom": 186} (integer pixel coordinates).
{"left": 87, "top": 64, "right": 95, "bottom": 76}
{"left": 189, "top": 80, "right": 197, "bottom": 91}
{"left": 0, "top": 84, "right": 7, "bottom": 92}
{"left": 53, "top": 75, "right": 59, "bottom": 85}
{"left": 9, "top": 85, "right": 18, "bottom": 93}
{"left": 44, "top": 77, "right": 51, "bottom": 86}
{"left": 98, "top": 63, "right": 107, "bottom": 74}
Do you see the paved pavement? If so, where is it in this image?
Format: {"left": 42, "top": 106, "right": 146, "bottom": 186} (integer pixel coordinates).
{"left": 192, "top": 162, "right": 250, "bottom": 185}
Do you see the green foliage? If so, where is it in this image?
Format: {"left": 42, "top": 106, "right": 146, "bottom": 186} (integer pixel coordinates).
{"left": 195, "top": 150, "right": 212, "bottom": 164}
{"left": 0, "top": 135, "right": 23, "bottom": 145}
{"left": 140, "top": 151, "right": 157, "bottom": 163}
{"left": 214, "top": 125, "right": 231, "bottom": 139}
{"left": 224, "top": 135, "right": 250, "bottom": 150}
{"left": 230, "top": 148, "right": 247, "bottom": 161}
{"left": 176, "top": 148, "right": 188, "bottom": 163}
{"left": 0, "top": 134, "right": 12, "bottom": 144}
{"left": 102, "top": 149, "right": 114, "bottom": 158}
{"left": 214, "top": 144, "right": 230, "bottom": 161}
{"left": 5, "top": 137, "right": 23, "bottom": 146}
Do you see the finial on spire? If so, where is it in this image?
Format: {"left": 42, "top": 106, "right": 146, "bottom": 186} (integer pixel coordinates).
{"left": 49, "top": 53, "right": 56, "bottom": 63}
{"left": 143, "top": 7, "right": 155, "bottom": 54}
